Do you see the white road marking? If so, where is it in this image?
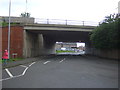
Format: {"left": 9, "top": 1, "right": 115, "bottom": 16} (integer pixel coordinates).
{"left": 0, "top": 62, "right": 36, "bottom": 81}
{"left": 22, "top": 67, "right": 29, "bottom": 75}
{"left": 20, "top": 65, "right": 28, "bottom": 68}
{"left": 59, "top": 60, "right": 64, "bottom": 63}
{"left": 29, "top": 62, "right": 36, "bottom": 67}
{"left": 22, "top": 62, "right": 36, "bottom": 75}
{"left": 43, "top": 61, "right": 51, "bottom": 64}
{"left": 59, "top": 58, "right": 65, "bottom": 63}
{"left": 5, "top": 69, "right": 13, "bottom": 77}
{"left": 0, "top": 74, "right": 23, "bottom": 81}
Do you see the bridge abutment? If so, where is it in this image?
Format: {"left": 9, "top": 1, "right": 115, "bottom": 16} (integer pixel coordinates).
{"left": 23, "top": 31, "right": 56, "bottom": 58}
{"left": 85, "top": 40, "right": 93, "bottom": 55}
{"left": 23, "top": 31, "right": 38, "bottom": 58}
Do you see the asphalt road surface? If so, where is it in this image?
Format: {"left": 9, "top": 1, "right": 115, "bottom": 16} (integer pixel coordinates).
{"left": 2, "top": 55, "right": 118, "bottom": 88}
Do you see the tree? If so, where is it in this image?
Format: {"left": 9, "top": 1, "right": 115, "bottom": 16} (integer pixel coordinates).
{"left": 90, "top": 13, "right": 120, "bottom": 49}
{"left": 20, "top": 12, "right": 30, "bottom": 18}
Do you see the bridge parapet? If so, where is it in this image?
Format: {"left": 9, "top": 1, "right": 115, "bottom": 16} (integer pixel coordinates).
{"left": 35, "top": 18, "right": 99, "bottom": 26}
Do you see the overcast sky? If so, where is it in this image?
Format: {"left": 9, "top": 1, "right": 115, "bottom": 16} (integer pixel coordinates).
{"left": 0, "top": 0, "right": 119, "bottom": 23}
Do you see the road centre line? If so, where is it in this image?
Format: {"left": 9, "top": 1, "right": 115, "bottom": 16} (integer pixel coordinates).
{"left": 5, "top": 69, "right": 13, "bottom": 77}
{"left": 59, "top": 60, "right": 64, "bottom": 63}
{"left": 59, "top": 58, "right": 66, "bottom": 63}
{"left": 43, "top": 61, "right": 51, "bottom": 64}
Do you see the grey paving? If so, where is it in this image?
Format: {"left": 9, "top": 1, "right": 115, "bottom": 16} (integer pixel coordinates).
{"left": 2, "top": 55, "right": 118, "bottom": 88}
{"left": 2, "top": 70, "right": 10, "bottom": 79}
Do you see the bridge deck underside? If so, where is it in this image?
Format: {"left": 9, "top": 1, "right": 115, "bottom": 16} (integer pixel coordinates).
{"left": 27, "top": 30, "right": 90, "bottom": 42}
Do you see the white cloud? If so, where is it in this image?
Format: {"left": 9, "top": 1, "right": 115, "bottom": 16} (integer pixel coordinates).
{"left": 0, "top": 0, "right": 119, "bottom": 22}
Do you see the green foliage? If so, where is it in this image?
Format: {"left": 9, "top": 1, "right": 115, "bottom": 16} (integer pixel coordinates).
{"left": 0, "top": 58, "right": 23, "bottom": 63}
{"left": 90, "top": 14, "right": 120, "bottom": 49}
{"left": 56, "top": 50, "right": 75, "bottom": 53}
{"left": 20, "top": 12, "right": 30, "bottom": 17}
{"left": 2, "top": 22, "right": 19, "bottom": 27}
{"left": 2, "top": 22, "right": 8, "bottom": 26}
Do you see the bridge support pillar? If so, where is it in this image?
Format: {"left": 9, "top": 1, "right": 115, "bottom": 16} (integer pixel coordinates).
{"left": 23, "top": 31, "right": 44, "bottom": 58}
{"left": 43, "top": 35, "right": 56, "bottom": 55}
{"left": 85, "top": 41, "right": 93, "bottom": 55}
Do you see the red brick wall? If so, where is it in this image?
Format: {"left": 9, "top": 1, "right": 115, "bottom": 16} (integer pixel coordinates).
{"left": 0, "top": 27, "right": 2, "bottom": 59}
{"left": 2, "top": 26, "right": 23, "bottom": 58}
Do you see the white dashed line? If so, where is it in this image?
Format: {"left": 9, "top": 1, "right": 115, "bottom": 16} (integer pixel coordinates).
{"left": 5, "top": 69, "right": 13, "bottom": 77}
{"left": 59, "top": 58, "right": 65, "bottom": 63}
{"left": 43, "top": 61, "right": 51, "bottom": 64}
{"left": 59, "top": 60, "right": 64, "bottom": 63}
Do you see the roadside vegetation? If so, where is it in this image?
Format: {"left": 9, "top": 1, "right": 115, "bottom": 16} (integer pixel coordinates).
{"left": 1, "top": 22, "right": 19, "bottom": 27}
{"left": 90, "top": 13, "right": 120, "bottom": 49}
{"left": 0, "top": 58, "right": 23, "bottom": 63}
{"left": 56, "top": 50, "right": 75, "bottom": 53}
{"left": 1, "top": 11, "right": 31, "bottom": 27}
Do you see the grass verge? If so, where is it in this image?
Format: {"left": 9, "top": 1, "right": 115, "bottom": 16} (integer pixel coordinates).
{"left": 56, "top": 50, "right": 75, "bottom": 53}
{"left": 0, "top": 58, "right": 23, "bottom": 63}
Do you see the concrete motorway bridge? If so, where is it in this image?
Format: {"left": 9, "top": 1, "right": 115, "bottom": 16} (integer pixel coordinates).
{"left": 23, "top": 24, "right": 96, "bottom": 58}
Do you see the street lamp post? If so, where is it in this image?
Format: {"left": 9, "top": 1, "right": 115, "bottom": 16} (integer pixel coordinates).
{"left": 8, "top": 0, "right": 11, "bottom": 59}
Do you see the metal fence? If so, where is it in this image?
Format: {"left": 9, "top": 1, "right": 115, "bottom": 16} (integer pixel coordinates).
{"left": 35, "top": 18, "right": 99, "bottom": 26}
